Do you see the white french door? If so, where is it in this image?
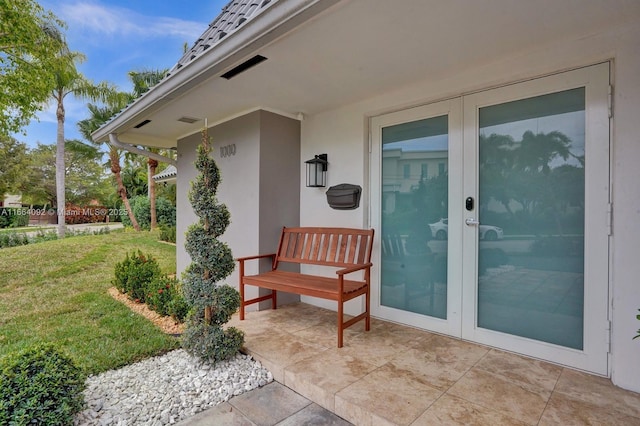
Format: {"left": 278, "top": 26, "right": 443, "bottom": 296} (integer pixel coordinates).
{"left": 371, "top": 63, "right": 610, "bottom": 374}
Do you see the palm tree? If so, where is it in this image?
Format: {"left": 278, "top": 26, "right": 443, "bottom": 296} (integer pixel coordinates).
{"left": 51, "top": 50, "right": 125, "bottom": 237}
{"left": 128, "top": 69, "right": 167, "bottom": 229}
{"left": 78, "top": 68, "right": 168, "bottom": 232}
{"left": 78, "top": 103, "right": 141, "bottom": 231}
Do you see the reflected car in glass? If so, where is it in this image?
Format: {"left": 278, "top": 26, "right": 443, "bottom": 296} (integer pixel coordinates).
{"left": 429, "top": 218, "right": 503, "bottom": 241}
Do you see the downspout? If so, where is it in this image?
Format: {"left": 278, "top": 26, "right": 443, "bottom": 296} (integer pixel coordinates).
{"left": 108, "top": 134, "right": 177, "bottom": 166}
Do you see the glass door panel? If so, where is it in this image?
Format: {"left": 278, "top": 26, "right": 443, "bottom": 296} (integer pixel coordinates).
{"left": 462, "top": 63, "right": 610, "bottom": 374}
{"left": 370, "top": 99, "right": 462, "bottom": 336}
{"left": 477, "top": 88, "right": 586, "bottom": 349}
{"left": 381, "top": 115, "right": 449, "bottom": 319}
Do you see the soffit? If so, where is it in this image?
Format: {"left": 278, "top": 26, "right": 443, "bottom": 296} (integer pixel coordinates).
{"left": 112, "top": 0, "right": 640, "bottom": 148}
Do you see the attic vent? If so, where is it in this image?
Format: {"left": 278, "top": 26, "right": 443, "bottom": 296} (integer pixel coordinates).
{"left": 177, "top": 116, "right": 200, "bottom": 124}
{"left": 221, "top": 55, "right": 267, "bottom": 80}
{"left": 134, "top": 119, "right": 151, "bottom": 129}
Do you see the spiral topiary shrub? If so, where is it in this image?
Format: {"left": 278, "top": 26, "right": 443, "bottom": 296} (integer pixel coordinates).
{"left": 0, "top": 343, "right": 86, "bottom": 425}
{"left": 181, "top": 127, "right": 244, "bottom": 363}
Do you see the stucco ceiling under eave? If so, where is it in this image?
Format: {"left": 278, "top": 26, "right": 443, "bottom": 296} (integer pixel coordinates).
{"left": 116, "top": 0, "right": 640, "bottom": 148}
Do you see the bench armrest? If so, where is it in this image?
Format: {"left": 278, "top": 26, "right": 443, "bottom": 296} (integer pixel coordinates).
{"left": 336, "top": 262, "right": 373, "bottom": 276}
{"left": 235, "top": 253, "right": 276, "bottom": 262}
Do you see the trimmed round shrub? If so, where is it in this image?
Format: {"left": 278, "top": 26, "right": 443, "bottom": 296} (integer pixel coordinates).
{"left": 121, "top": 195, "right": 176, "bottom": 230}
{"left": 181, "top": 321, "right": 244, "bottom": 363}
{"left": 112, "top": 250, "right": 161, "bottom": 303}
{"left": 0, "top": 344, "right": 86, "bottom": 425}
{"left": 159, "top": 224, "right": 176, "bottom": 243}
{"left": 146, "top": 276, "right": 189, "bottom": 322}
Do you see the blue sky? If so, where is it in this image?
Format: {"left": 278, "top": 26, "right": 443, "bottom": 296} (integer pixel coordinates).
{"left": 15, "top": 0, "right": 229, "bottom": 148}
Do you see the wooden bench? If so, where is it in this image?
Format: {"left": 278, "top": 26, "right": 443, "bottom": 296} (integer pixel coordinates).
{"left": 236, "top": 226, "right": 375, "bottom": 348}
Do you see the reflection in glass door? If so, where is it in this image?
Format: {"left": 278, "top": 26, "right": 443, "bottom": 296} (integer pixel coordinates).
{"left": 380, "top": 115, "right": 449, "bottom": 319}
{"left": 476, "top": 88, "right": 586, "bottom": 349}
{"left": 462, "top": 63, "right": 610, "bottom": 374}
{"left": 371, "top": 63, "right": 609, "bottom": 374}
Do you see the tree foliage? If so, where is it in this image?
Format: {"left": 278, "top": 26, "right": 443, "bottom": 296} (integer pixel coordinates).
{"left": 0, "top": 0, "right": 65, "bottom": 134}
{"left": 20, "top": 140, "right": 110, "bottom": 206}
{"left": 182, "top": 128, "right": 244, "bottom": 363}
{"left": 0, "top": 135, "right": 28, "bottom": 198}
{"left": 78, "top": 102, "right": 142, "bottom": 231}
{"left": 50, "top": 51, "right": 128, "bottom": 237}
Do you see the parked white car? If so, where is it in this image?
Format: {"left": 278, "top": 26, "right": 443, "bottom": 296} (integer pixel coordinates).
{"left": 429, "top": 218, "right": 504, "bottom": 241}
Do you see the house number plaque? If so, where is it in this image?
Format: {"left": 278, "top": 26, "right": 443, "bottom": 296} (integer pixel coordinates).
{"left": 220, "top": 144, "right": 236, "bottom": 158}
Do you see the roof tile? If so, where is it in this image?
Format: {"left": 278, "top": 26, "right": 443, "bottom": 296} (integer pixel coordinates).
{"left": 166, "top": 0, "right": 278, "bottom": 77}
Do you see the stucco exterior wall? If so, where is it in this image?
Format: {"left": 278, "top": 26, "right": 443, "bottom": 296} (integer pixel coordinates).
{"left": 299, "top": 22, "right": 640, "bottom": 391}
{"left": 176, "top": 110, "right": 300, "bottom": 312}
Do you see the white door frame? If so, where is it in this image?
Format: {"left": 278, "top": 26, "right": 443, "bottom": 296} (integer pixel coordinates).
{"left": 461, "top": 63, "right": 610, "bottom": 375}
{"left": 369, "top": 63, "right": 610, "bottom": 374}
{"left": 370, "top": 98, "right": 463, "bottom": 337}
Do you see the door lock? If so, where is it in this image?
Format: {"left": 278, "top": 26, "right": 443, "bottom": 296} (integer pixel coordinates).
{"left": 465, "top": 197, "right": 474, "bottom": 211}
{"left": 465, "top": 218, "right": 480, "bottom": 226}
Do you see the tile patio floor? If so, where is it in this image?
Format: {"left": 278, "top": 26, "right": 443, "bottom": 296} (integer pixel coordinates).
{"left": 222, "top": 302, "right": 640, "bottom": 425}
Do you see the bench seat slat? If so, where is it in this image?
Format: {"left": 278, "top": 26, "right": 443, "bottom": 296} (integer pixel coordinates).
{"left": 243, "top": 270, "right": 366, "bottom": 300}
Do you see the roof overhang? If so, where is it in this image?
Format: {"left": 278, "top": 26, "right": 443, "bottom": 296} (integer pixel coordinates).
{"left": 93, "top": 0, "right": 640, "bottom": 149}
{"left": 152, "top": 165, "right": 177, "bottom": 184}
{"left": 92, "top": 0, "right": 342, "bottom": 147}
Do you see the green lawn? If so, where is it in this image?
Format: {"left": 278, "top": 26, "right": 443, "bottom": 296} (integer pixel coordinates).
{"left": 0, "top": 231, "right": 180, "bottom": 375}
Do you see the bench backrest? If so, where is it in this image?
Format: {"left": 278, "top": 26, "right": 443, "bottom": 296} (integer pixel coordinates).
{"left": 274, "top": 227, "right": 375, "bottom": 269}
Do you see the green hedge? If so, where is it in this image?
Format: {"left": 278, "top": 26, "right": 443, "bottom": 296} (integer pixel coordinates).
{"left": 112, "top": 250, "right": 162, "bottom": 303}
{"left": 0, "top": 344, "right": 86, "bottom": 425}
{"left": 0, "top": 208, "right": 29, "bottom": 229}
{"left": 159, "top": 224, "right": 176, "bottom": 243}
{"left": 121, "top": 196, "right": 176, "bottom": 230}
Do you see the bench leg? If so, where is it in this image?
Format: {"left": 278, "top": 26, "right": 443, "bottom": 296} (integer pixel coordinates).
{"left": 337, "top": 299, "right": 344, "bottom": 348}
{"left": 272, "top": 290, "right": 277, "bottom": 310}
{"left": 365, "top": 286, "right": 371, "bottom": 331}
{"left": 240, "top": 280, "right": 245, "bottom": 320}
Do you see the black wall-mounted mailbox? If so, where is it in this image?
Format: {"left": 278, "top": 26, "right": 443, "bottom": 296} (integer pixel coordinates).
{"left": 326, "top": 183, "right": 362, "bottom": 210}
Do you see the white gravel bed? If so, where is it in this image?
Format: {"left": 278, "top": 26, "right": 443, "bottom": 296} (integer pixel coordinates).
{"left": 74, "top": 349, "right": 273, "bottom": 426}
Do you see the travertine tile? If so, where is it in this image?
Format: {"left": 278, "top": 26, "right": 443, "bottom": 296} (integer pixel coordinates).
{"left": 539, "top": 392, "right": 640, "bottom": 426}
{"left": 411, "top": 394, "right": 529, "bottom": 425}
{"left": 376, "top": 321, "right": 435, "bottom": 346}
{"left": 247, "top": 303, "right": 335, "bottom": 333}
{"left": 244, "top": 329, "right": 326, "bottom": 382}
{"left": 237, "top": 303, "right": 640, "bottom": 426}
{"left": 554, "top": 368, "right": 640, "bottom": 418}
{"left": 338, "top": 329, "right": 418, "bottom": 367}
{"left": 474, "top": 349, "right": 562, "bottom": 393}
{"left": 292, "top": 321, "right": 363, "bottom": 348}
{"left": 447, "top": 368, "right": 548, "bottom": 424}
{"left": 335, "top": 364, "right": 442, "bottom": 426}
{"left": 284, "top": 349, "right": 378, "bottom": 411}
{"left": 389, "top": 335, "right": 489, "bottom": 391}
{"left": 227, "top": 313, "right": 274, "bottom": 337}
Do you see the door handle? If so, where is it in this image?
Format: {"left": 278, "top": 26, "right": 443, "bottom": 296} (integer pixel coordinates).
{"left": 465, "top": 218, "right": 480, "bottom": 226}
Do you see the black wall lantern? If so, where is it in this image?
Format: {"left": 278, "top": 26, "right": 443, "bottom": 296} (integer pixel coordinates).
{"left": 305, "top": 153, "right": 328, "bottom": 187}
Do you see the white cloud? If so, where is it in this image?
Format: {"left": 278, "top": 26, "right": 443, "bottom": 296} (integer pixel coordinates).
{"left": 56, "top": 1, "right": 207, "bottom": 41}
